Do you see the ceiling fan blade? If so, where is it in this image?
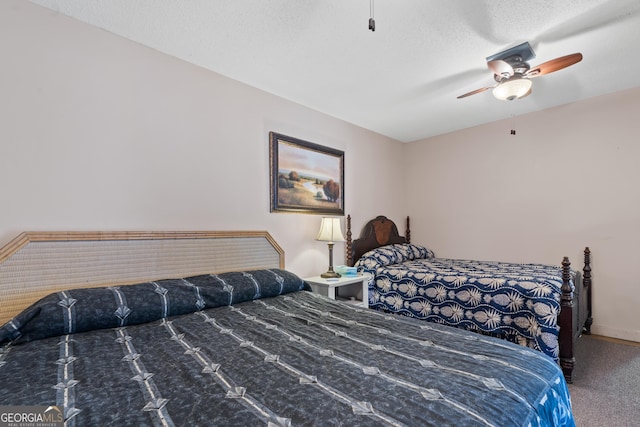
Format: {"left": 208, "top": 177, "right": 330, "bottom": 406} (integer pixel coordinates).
{"left": 456, "top": 85, "right": 495, "bottom": 99}
{"left": 488, "top": 59, "right": 513, "bottom": 77}
{"left": 526, "top": 53, "right": 583, "bottom": 77}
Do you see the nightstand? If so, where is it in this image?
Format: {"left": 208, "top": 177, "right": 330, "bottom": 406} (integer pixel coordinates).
{"left": 304, "top": 274, "right": 371, "bottom": 308}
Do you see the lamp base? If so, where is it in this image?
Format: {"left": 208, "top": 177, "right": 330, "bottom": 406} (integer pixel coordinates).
{"left": 321, "top": 271, "right": 342, "bottom": 279}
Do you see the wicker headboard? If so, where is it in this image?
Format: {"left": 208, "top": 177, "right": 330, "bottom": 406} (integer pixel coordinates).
{"left": 0, "top": 231, "right": 284, "bottom": 324}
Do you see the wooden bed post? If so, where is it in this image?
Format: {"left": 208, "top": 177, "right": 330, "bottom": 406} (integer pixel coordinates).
{"left": 583, "top": 247, "right": 593, "bottom": 334}
{"left": 406, "top": 216, "right": 411, "bottom": 244}
{"left": 346, "top": 215, "right": 353, "bottom": 267}
{"left": 558, "top": 256, "right": 575, "bottom": 383}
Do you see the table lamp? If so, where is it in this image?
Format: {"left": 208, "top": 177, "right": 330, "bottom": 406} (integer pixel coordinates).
{"left": 315, "top": 217, "right": 345, "bottom": 278}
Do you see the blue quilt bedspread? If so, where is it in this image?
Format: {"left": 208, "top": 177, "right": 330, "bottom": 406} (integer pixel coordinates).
{"left": 356, "top": 244, "right": 574, "bottom": 362}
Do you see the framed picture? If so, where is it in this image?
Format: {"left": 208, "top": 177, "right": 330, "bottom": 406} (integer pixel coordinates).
{"left": 269, "top": 132, "right": 344, "bottom": 215}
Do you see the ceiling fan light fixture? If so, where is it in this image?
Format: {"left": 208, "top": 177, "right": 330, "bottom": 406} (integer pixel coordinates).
{"left": 492, "top": 77, "right": 532, "bottom": 101}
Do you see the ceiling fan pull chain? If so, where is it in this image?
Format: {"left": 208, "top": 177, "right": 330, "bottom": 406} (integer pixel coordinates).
{"left": 369, "top": 0, "right": 375, "bottom": 32}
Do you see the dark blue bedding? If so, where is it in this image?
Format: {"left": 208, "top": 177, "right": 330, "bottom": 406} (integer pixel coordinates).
{"left": 355, "top": 244, "right": 574, "bottom": 363}
{"left": 0, "top": 268, "right": 574, "bottom": 426}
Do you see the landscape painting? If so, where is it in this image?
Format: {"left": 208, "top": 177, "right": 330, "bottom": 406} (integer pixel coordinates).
{"left": 269, "top": 132, "right": 344, "bottom": 215}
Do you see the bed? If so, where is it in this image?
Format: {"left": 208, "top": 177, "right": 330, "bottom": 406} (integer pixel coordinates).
{"left": 0, "top": 230, "right": 575, "bottom": 426}
{"left": 345, "top": 215, "right": 593, "bottom": 384}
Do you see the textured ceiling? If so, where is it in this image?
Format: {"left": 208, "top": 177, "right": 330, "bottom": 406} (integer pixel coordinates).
{"left": 28, "top": 0, "right": 640, "bottom": 142}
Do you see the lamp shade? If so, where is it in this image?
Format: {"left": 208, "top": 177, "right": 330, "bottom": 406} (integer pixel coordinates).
{"left": 492, "top": 77, "right": 533, "bottom": 101}
{"left": 315, "top": 217, "right": 345, "bottom": 243}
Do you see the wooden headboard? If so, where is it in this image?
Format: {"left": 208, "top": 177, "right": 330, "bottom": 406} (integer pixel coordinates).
{"left": 346, "top": 215, "right": 410, "bottom": 266}
{"left": 0, "top": 231, "right": 284, "bottom": 325}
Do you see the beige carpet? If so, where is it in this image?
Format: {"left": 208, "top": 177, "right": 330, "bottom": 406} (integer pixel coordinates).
{"left": 568, "top": 335, "right": 640, "bottom": 426}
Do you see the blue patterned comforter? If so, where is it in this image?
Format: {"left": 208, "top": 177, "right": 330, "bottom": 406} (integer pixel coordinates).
{"left": 356, "top": 244, "right": 574, "bottom": 362}
{"left": 0, "top": 268, "right": 574, "bottom": 426}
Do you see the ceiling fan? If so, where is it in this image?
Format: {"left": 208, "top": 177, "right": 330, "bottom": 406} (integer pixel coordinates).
{"left": 457, "top": 42, "right": 583, "bottom": 101}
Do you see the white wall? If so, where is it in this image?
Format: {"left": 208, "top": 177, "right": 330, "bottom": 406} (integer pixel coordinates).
{"left": 406, "top": 87, "right": 640, "bottom": 342}
{"left": 0, "top": 1, "right": 406, "bottom": 278}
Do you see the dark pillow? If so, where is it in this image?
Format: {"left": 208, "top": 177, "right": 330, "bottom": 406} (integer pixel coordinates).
{"left": 0, "top": 268, "right": 309, "bottom": 344}
{"left": 0, "top": 306, "right": 41, "bottom": 342}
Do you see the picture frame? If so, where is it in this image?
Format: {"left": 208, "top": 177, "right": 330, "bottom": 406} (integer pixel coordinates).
{"left": 269, "top": 132, "right": 344, "bottom": 215}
